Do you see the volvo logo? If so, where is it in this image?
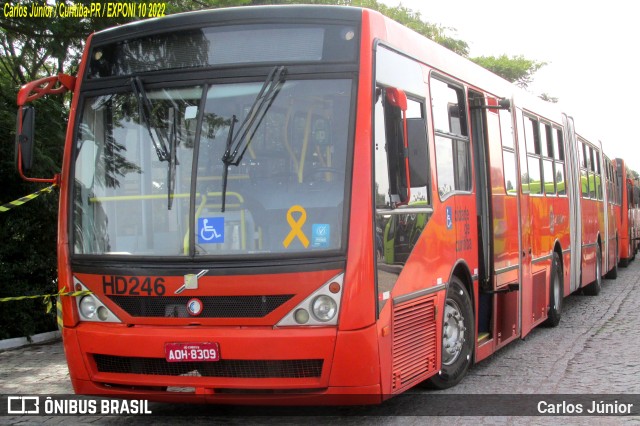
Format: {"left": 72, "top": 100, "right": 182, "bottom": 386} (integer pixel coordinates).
{"left": 187, "top": 298, "right": 203, "bottom": 316}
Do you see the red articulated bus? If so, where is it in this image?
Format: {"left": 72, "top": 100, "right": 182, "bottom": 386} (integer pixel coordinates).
{"left": 615, "top": 158, "right": 640, "bottom": 266}
{"left": 13, "top": 6, "right": 624, "bottom": 404}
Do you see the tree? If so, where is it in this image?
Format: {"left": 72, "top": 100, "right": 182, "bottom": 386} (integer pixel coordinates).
{"left": 351, "top": 0, "right": 469, "bottom": 55}
{"left": 244, "top": 0, "right": 471, "bottom": 55}
{"left": 539, "top": 93, "right": 559, "bottom": 103}
{"left": 345, "top": 1, "right": 546, "bottom": 88}
{"left": 0, "top": 66, "right": 65, "bottom": 338}
{"left": 470, "top": 54, "right": 547, "bottom": 89}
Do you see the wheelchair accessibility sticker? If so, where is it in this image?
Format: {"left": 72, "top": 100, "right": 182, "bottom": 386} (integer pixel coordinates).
{"left": 198, "top": 217, "right": 224, "bottom": 244}
{"left": 312, "top": 224, "right": 330, "bottom": 248}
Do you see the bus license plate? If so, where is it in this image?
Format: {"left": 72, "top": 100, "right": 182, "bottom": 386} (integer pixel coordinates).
{"left": 165, "top": 342, "right": 220, "bottom": 362}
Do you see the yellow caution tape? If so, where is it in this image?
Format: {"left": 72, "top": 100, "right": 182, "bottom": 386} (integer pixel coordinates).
{"left": 0, "top": 184, "right": 57, "bottom": 213}
{"left": 0, "top": 287, "right": 93, "bottom": 315}
{"left": 56, "top": 296, "right": 63, "bottom": 331}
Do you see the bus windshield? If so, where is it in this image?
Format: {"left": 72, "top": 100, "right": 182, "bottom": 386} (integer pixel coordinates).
{"left": 72, "top": 78, "right": 352, "bottom": 257}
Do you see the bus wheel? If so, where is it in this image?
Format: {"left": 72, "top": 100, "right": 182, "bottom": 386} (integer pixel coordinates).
{"left": 424, "top": 276, "right": 473, "bottom": 389}
{"left": 620, "top": 245, "right": 629, "bottom": 268}
{"left": 583, "top": 245, "right": 602, "bottom": 296}
{"left": 543, "top": 252, "right": 562, "bottom": 327}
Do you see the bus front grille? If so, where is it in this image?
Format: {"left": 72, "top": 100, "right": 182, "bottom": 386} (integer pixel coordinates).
{"left": 107, "top": 295, "right": 293, "bottom": 318}
{"left": 93, "top": 354, "right": 323, "bottom": 378}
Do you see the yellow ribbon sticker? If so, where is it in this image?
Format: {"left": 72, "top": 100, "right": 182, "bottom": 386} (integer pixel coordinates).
{"left": 283, "top": 205, "right": 309, "bottom": 248}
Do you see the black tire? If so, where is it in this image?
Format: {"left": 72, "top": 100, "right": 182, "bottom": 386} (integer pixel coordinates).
{"left": 424, "top": 276, "right": 474, "bottom": 389}
{"left": 620, "top": 255, "right": 629, "bottom": 268}
{"left": 543, "top": 252, "right": 563, "bottom": 327}
{"left": 605, "top": 243, "right": 618, "bottom": 279}
{"left": 583, "top": 245, "right": 602, "bottom": 296}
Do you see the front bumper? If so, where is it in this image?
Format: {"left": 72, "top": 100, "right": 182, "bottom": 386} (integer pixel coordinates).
{"left": 63, "top": 323, "right": 382, "bottom": 405}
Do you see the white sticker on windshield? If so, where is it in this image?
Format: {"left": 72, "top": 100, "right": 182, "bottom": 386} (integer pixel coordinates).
{"left": 311, "top": 224, "right": 330, "bottom": 248}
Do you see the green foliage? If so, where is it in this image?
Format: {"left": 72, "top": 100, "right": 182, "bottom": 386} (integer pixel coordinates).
{"left": 470, "top": 54, "right": 547, "bottom": 89}
{"left": 240, "top": 0, "right": 471, "bottom": 55}
{"left": 165, "top": 0, "right": 253, "bottom": 14}
{"left": 0, "top": 69, "right": 64, "bottom": 339}
{"left": 539, "top": 93, "right": 559, "bottom": 103}
{"left": 351, "top": 0, "right": 469, "bottom": 56}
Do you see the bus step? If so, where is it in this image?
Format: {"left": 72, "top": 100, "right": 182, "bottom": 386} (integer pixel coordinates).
{"left": 482, "top": 283, "right": 520, "bottom": 294}
{"left": 477, "top": 332, "right": 491, "bottom": 343}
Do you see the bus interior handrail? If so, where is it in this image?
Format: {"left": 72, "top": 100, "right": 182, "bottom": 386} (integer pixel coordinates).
{"left": 376, "top": 207, "right": 434, "bottom": 216}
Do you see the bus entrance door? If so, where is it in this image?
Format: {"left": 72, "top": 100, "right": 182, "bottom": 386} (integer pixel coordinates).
{"left": 471, "top": 93, "right": 521, "bottom": 361}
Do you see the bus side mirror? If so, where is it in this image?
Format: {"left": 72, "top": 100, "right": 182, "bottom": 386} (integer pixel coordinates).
{"left": 384, "top": 87, "right": 411, "bottom": 205}
{"left": 407, "top": 117, "right": 429, "bottom": 188}
{"left": 15, "top": 106, "right": 35, "bottom": 171}
{"left": 12, "top": 73, "right": 72, "bottom": 184}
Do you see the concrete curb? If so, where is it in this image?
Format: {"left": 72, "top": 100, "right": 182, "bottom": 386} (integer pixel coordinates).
{"left": 0, "top": 330, "right": 61, "bottom": 351}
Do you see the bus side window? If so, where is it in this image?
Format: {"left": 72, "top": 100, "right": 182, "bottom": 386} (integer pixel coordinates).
{"left": 541, "top": 122, "right": 555, "bottom": 196}
{"left": 499, "top": 109, "right": 517, "bottom": 195}
{"left": 383, "top": 88, "right": 409, "bottom": 205}
{"left": 407, "top": 116, "right": 429, "bottom": 199}
{"left": 554, "top": 128, "right": 566, "bottom": 195}
{"left": 588, "top": 145, "right": 596, "bottom": 199}
{"left": 374, "top": 87, "right": 405, "bottom": 209}
{"left": 375, "top": 90, "right": 429, "bottom": 208}
{"left": 595, "top": 150, "right": 603, "bottom": 201}
{"left": 523, "top": 116, "right": 542, "bottom": 195}
{"left": 431, "top": 78, "right": 470, "bottom": 198}
{"left": 580, "top": 142, "right": 589, "bottom": 198}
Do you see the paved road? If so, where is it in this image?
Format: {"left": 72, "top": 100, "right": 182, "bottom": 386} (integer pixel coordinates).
{"left": 2, "top": 260, "right": 640, "bottom": 424}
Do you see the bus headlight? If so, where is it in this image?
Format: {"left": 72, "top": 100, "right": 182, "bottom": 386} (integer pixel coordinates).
{"left": 276, "top": 273, "right": 343, "bottom": 327}
{"left": 79, "top": 296, "right": 97, "bottom": 319}
{"left": 73, "top": 277, "right": 121, "bottom": 323}
{"left": 294, "top": 308, "right": 310, "bottom": 324}
{"left": 311, "top": 295, "right": 337, "bottom": 322}
{"left": 97, "top": 306, "right": 109, "bottom": 321}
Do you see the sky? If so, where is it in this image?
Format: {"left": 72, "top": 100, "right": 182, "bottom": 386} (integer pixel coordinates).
{"left": 379, "top": 0, "right": 640, "bottom": 172}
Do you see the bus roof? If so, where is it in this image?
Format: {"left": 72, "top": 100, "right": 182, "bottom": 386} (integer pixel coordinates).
{"left": 91, "top": 5, "right": 363, "bottom": 45}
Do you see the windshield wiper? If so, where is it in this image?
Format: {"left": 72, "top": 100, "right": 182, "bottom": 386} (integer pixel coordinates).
{"left": 131, "top": 77, "right": 180, "bottom": 210}
{"left": 221, "top": 66, "right": 287, "bottom": 166}
{"left": 167, "top": 107, "right": 178, "bottom": 210}
{"left": 220, "top": 66, "right": 287, "bottom": 212}
{"left": 131, "top": 76, "right": 169, "bottom": 162}
{"left": 220, "top": 115, "right": 238, "bottom": 213}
